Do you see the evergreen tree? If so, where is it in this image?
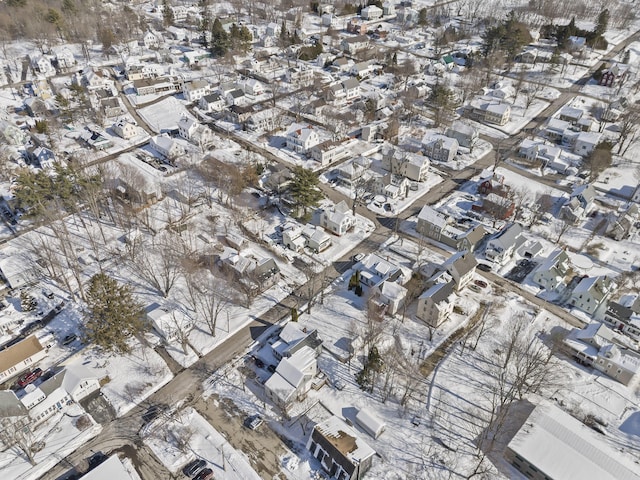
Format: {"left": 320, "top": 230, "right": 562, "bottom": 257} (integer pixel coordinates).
{"left": 289, "top": 166, "right": 323, "bottom": 218}
{"left": 210, "top": 18, "right": 230, "bottom": 57}
{"left": 418, "top": 7, "right": 428, "bottom": 26}
{"left": 162, "top": 0, "right": 175, "bottom": 27}
{"left": 594, "top": 9, "right": 609, "bottom": 37}
{"left": 83, "top": 273, "right": 146, "bottom": 354}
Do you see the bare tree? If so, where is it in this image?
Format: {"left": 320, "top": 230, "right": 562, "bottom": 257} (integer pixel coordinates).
{"left": 0, "top": 417, "right": 42, "bottom": 465}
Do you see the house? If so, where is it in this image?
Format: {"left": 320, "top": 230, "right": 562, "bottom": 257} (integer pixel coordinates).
{"left": 310, "top": 139, "right": 353, "bottom": 166}
{"left": 518, "top": 49, "right": 538, "bottom": 63}
{"left": 100, "top": 97, "right": 123, "bottom": 118}
{"left": 441, "top": 251, "right": 477, "bottom": 291}
{"left": 54, "top": 48, "right": 75, "bottom": 70}
{"left": 446, "top": 121, "right": 479, "bottom": 149}
{"left": 605, "top": 205, "right": 637, "bottom": 241}
{"left": 269, "top": 322, "right": 323, "bottom": 361}
{"left": 133, "top": 76, "right": 178, "bottom": 96}
{"left": 307, "top": 416, "right": 375, "bottom": 480}
{"left": 264, "top": 346, "right": 318, "bottom": 411}
{"left": 198, "top": 93, "right": 226, "bottom": 113}
{"left": 355, "top": 408, "right": 385, "bottom": 439}
{"left": 485, "top": 223, "right": 525, "bottom": 264}
{"left": 239, "top": 78, "right": 264, "bottom": 96}
{"left": 415, "top": 205, "right": 486, "bottom": 252}
{"left": 374, "top": 280, "right": 408, "bottom": 315}
{"left": 0, "top": 122, "right": 28, "bottom": 146}
{"left": 320, "top": 200, "right": 355, "bottom": 236}
{"left": 407, "top": 82, "right": 431, "bottom": 99}
{"left": 327, "top": 78, "right": 361, "bottom": 106}
{"left": 79, "top": 127, "right": 113, "bottom": 150}
{"left": 346, "top": 18, "right": 368, "bottom": 35}
{"left": 506, "top": 402, "right": 640, "bottom": 480}
{"left": 358, "top": 253, "right": 404, "bottom": 288}
{"left": 28, "top": 146, "right": 56, "bottom": 169}
{"left": 285, "top": 65, "right": 315, "bottom": 87}
{"left": 518, "top": 139, "right": 562, "bottom": 166}
{"left": 146, "top": 303, "right": 193, "bottom": 343}
{"left": 561, "top": 183, "right": 596, "bottom": 224}
{"left": 570, "top": 276, "right": 615, "bottom": 317}
{"left": 382, "top": 1, "right": 395, "bottom": 15}
{"left": 381, "top": 148, "right": 429, "bottom": 182}
{"left": 183, "top": 80, "right": 211, "bottom": 103}
{"left": 0, "top": 256, "right": 40, "bottom": 290}
{"left": 417, "top": 281, "right": 456, "bottom": 327}
{"left": 30, "top": 55, "right": 55, "bottom": 77}
{"left": 177, "top": 115, "right": 198, "bottom": 141}
{"left": 480, "top": 192, "right": 515, "bottom": 220}
{"left": 112, "top": 119, "right": 138, "bottom": 140}
{"left": 573, "top": 131, "right": 601, "bottom": 156}
{"left": 361, "top": 4, "right": 383, "bottom": 20}
{"left": 341, "top": 35, "right": 370, "bottom": 54}
{"left": 603, "top": 302, "right": 640, "bottom": 341}
{"left": 0, "top": 336, "right": 47, "bottom": 382}
{"left": 245, "top": 107, "right": 281, "bottom": 132}
{"left": 142, "top": 31, "right": 160, "bottom": 49}
{"left": 422, "top": 134, "right": 459, "bottom": 163}
{"left": 150, "top": 134, "right": 184, "bottom": 160}
{"left": 468, "top": 98, "right": 511, "bottom": 126}
{"left": 349, "top": 60, "right": 379, "bottom": 78}
{"left": 304, "top": 225, "right": 332, "bottom": 253}
{"left": 285, "top": 124, "right": 320, "bottom": 154}
{"left": 563, "top": 322, "right": 640, "bottom": 385}
{"left": 532, "top": 249, "right": 571, "bottom": 291}
{"left": 558, "top": 106, "right": 584, "bottom": 124}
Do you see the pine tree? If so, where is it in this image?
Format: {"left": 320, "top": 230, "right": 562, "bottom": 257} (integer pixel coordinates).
{"left": 83, "top": 273, "right": 146, "bottom": 354}
{"left": 210, "top": 18, "right": 230, "bottom": 57}
{"left": 162, "top": 0, "right": 175, "bottom": 27}
{"left": 289, "top": 166, "right": 323, "bottom": 218}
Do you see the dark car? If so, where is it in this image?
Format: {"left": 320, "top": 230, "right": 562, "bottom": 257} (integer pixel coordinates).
{"left": 477, "top": 263, "right": 492, "bottom": 272}
{"left": 17, "top": 367, "right": 43, "bottom": 388}
{"left": 62, "top": 334, "right": 77, "bottom": 346}
{"left": 182, "top": 459, "right": 207, "bottom": 477}
{"left": 193, "top": 468, "right": 213, "bottom": 480}
{"left": 253, "top": 357, "right": 265, "bottom": 368}
{"left": 243, "top": 414, "right": 263, "bottom": 430}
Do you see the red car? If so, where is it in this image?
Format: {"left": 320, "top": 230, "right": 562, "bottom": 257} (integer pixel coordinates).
{"left": 17, "top": 368, "right": 43, "bottom": 388}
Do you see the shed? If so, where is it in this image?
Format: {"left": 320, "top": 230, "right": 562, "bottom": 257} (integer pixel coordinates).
{"left": 355, "top": 408, "right": 386, "bottom": 439}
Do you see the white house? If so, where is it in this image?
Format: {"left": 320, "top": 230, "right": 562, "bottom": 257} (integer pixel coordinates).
{"left": 532, "top": 249, "right": 571, "bottom": 291}
{"left": 358, "top": 253, "right": 404, "bottom": 288}
{"left": 446, "top": 121, "right": 479, "bottom": 149}
{"left": 573, "top": 131, "right": 601, "bottom": 156}
{"left": 112, "top": 119, "right": 138, "bottom": 140}
{"left": 146, "top": 303, "right": 194, "bottom": 343}
{"left": 422, "top": 134, "right": 459, "bottom": 163}
{"left": 319, "top": 200, "right": 355, "bottom": 236}
{"left": 417, "top": 281, "right": 456, "bottom": 327}
{"left": 178, "top": 115, "right": 198, "bottom": 141}
{"left": 506, "top": 403, "right": 640, "bottom": 480}
{"left": 375, "top": 280, "right": 408, "bottom": 315}
{"left": 143, "top": 31, "right": 160, "bottom": 49}
{"left": 150, "top": 134, "right": 184, "bottom": 160}
{"left": 30, "top": 55, "right": 55, "bottom": 77}
{"left": 285, "top": 124, "right": 320, "bottom": 154}
{"left": 382, "top": 148, "right": 429, "bottom": 182}
{"left": 264, "top": 346, "right": 318, "bottom": 411}
{"left": 361, "top": 5, "right": 383, "bottom": 20}
{"left": 485, "top": 223, "right": 525, "bottom": 265}
{"left": 54, "top": 48, "right": 75, "bottom": 70}
{"left": 442, "top": 251, "right": 477, "bottom": 291}
{"left": 561, "top": 183, "right": 596, "bottom": 224}
{"left": 563, "top": 322, "right": 640, "bottom": 385}
{"left": 0, "top": 336, "right": 47, "bottom": 382}
{"left": 183, "top": 79, "right": 211, "bottom": 103}
{"left": 570, "top": 276, "right": 615, "bottom": 317}
{"left": 198, "top": 93, "right": 225, "bottom": 113}
{"left": 240, "top": 78, "right": 265, "bottom": 96}
{"left": 341, "top": 35, "right": 369, "bottom": 54}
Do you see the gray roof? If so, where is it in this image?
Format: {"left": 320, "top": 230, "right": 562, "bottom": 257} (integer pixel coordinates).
{"left": 443, "top": 250, "right": 478, "bottom": 276}
{"left": 0, "top": 390, "right": 27, "bottom": 417}
{"left": 420, "top": 280, "right": 455, "bottom": 303}
{"left": 606, "top": 301, "right": 633, "bottom": 322}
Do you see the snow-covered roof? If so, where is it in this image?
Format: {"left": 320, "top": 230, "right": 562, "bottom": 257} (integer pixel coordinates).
{"left": 418, "top": 205, "right": 451, "bottom": 229}
{"left": 279, "top": 322, "right": 307, "bottom": 345}
{"left": 314, "top": 416, "right": 375, "bottom": 464}
{"left": 355, "top": 408, "right": 386, "bottom": 438}
{"left": 508, "top": 403, "right": 640, "bottom": 480}
{"left": 80, "top": 455, "right": 134, "bottom": 480}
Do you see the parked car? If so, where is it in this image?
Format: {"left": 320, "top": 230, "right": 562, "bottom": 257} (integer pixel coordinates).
{"left": 334, "top": 379, "right": 346, "bottom": 391}
{"left": 477, "top": 263, "right": 492, "bottom": 272}
{"left": 17, "top": 368, "right": 43, "bottom": 388}
{"left": 193, "top": 468, "right": 214, "bottom": 480}
{"left": 473, "top": 280, "right": 488, "bottom": 289}
{"left": 42, "top": 289, "right": 54, "bottom": 299}
{"left": 62, "top": 334, "right": 77, "bottom": 346}
{"left": 182, "top": 459, "right": 207, "bottom": 477}
{"left": 244, "top": 414, "right": 263, "bottom": 430}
